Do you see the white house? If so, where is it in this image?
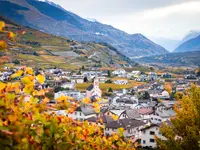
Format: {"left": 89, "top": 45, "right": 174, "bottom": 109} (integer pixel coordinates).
{"left": 54, "top": 90, "right": 84, "bottom": 101}
{"left": 61, "top": 81, "right": 75, "bottom": 90}
{"left": 67, "top": 106, "right": 96, "bottom": 122}
{"left": 148, "top": 72, "right": 157, "bottom": 81}
{"left": 112, "top": 69, "right": 126, "bottom": 77}
{"left": 150, "top": 90, "right": 170, "bottom": 99}
{"left": 50, "top": 106, "right": 96, "bottom": 122}
{"left": 155, "top": 101, "right": 176, "bottom": 121}
{"left": 104, "top": 118, "right": 146, "bottom": 142}
{"left": 140, "top": 122, "right": 169, "bottom": 148}
{"left": 114, "top": 79, "right": 128, "bottom": 85}
{"left": 71, "top": 75, "right": 84, "bottom": 83}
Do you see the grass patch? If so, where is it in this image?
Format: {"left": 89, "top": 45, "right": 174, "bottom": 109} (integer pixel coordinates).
{"left": 76, "top": 81, "right": 145, "bottom": 91}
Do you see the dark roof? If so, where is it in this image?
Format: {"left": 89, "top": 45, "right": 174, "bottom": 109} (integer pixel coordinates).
{"left": 86, "top": 114, "right": 114, "bottom": 124}
{"left": 140, "top": 120, "right": 172, "bottom": 131}
{"left": 140, "top": 124, "right": 159, "bottom": 131}
{"left": 86, "top": 84, "right": 94, "bottom": 91}
{"left": 119, "top": 109, "right": 141, "bottom": 120}
{"left": 106, "top": 118, "right": 145, "bottom": 129}
{"left": 75, "top": 106, "right": 96, "bottom": 116}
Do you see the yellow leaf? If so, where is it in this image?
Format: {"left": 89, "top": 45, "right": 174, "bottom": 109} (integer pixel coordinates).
{"left": 36, "top": 74, "right": 45, "bottom": 84}
{"left": 0, "top": 21, "right": 5, "bottom": 31}
{"left": 117, "top": 128, "right": 124, "bottom": 137}
{"left": 93, "top": 102, "right": 99, "bottom": 108}
{"left": 33, "top": 89, "right": 45, "bottom": 96}
{"left": 23, "top": 84, "right": 34, "bottom": 94}
{"left": 82, "top": 98, "right": 90, "bottom": 104}
{"left": 25, "top": 67, "right": 34, "bottom": 75}
{"left": 11, "top": 70, "right": 23, "bottom": 78}
{"left": 21, "top": 76, "right": 33, "bottom": 85}
{"left": 112, "top": 114, "right": 118, "bottom": 121}
{"left": 55, "top": 95, "right": 71, "bottom": 101}
{"left": 94, "top": 107, "right": 100, "bottom": 113}
{"left": 0, "top": 82, "right": 6, "bottom": 91}
{"left": 113, "top": 134, "right": 119, "bottom": 141}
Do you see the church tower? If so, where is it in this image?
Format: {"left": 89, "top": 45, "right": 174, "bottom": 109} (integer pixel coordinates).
{"left": 94, "top": 75, "right": 99, "bottom": 92}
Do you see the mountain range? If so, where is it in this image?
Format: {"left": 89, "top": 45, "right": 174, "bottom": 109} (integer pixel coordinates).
{"left": 174, "top": 35, "right": 200, "bottom": 53}
{"left": 0, "top": 15, "right": 135, "bottom": 69}
{"left": 134, "top": 51, "right": 200, "bottom": 67}
{"left": 174, "top": 31, "right": 200, "bottom": 53}
{"left": 0, "top": 0, "right": 169, "bottom": 57}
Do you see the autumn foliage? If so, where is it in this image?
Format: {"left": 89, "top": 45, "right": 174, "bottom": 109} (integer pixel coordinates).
{"left": 0, "top": 20, "right": 134, "bottom": 149}
{"left": 156, "top": 85, "right": 200, "bottom": 150}
{"left": 0, "top": 68, "right": 135, "bottom": 149}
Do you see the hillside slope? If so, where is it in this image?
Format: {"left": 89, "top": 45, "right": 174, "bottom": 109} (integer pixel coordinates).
{"left": 178, "top": 30, "right": 200, "bottom": 47}
{"left": 0, "top": 0, "right": 169, "bottom": 57}
{"left": 174, "top": 35, "right": 200, "bottom": 53}
{"left": 134, "top": 51, "right": 200, "bottom": 66}
{"left": 0, "top": 15, "right": 133, "bottom": 70}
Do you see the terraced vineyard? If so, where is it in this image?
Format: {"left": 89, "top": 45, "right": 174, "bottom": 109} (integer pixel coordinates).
{"left": 0, "top": 16, "right": 133, "bottom": 70}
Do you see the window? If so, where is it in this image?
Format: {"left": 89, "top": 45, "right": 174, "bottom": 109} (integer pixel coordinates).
{"left": 150, "top": 139, "right": 155, "bottom": 143}
{"left": 128, "top": 129, "right": 132, "bottom": 134}
{"left": 143, "top": 140, "right": 146, "bottom": 144}
{"left": 80, "top": 112, "right": 82, "bottom": 116}
{"left": 75, "top": 112, "right": 77, "bottom": 115}
{"left": 150, "top": 131, "right": 155, "bottom": 135}
{"left": 143, "top": 130, "right": 146, "bottom": 134}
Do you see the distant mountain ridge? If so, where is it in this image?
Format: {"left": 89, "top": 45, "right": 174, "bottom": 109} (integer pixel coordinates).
{"left": 179, "top": 30, "right": 200, "bottom": 46}
{"left": 174, "top": 35, "right": 200, "bottom": 53}
{"left": 151, "top": 37, "right": 179, "bottom": 52}
{"left": 134, "top": 51, "right": 200, "bottom": 67}
{"left": 0, "top": 0, "right": 169, "bottom": 57}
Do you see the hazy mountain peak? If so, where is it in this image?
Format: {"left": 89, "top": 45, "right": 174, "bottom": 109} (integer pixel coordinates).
{"left": 0, "top": 0, "right": 168, "bottom": 57}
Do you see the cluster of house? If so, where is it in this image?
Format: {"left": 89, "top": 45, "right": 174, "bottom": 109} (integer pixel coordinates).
{"left": 1, "top": 66, "right": 200, "bottom": 148}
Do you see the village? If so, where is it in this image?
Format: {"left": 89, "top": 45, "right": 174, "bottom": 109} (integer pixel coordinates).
{"left": 0, "top": 66, "right": 199, "bottom": 149}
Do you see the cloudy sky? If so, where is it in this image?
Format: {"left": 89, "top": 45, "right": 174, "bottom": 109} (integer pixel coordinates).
{"left": 50, "top": 0, "right": 200, "bottom": 40}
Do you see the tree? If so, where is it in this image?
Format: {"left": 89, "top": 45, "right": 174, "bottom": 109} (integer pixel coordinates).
{"left": 130, "top": 89, "right": 135, "bottom": 95}
{"left": 156, "top": 86, "right": 200, "bottom": 150}
{"left": 12, "top": 59, "right": 20, "bottom": 65}
{"left": 108, "top": 87, "right": 113, "bottom": 93}
{"left": 84, "top": 76, "right": 88, "bottom": 83}
{"left": 194, "top": 68, "right": 200, "bottom": 77}
{"left": 81, "top": 65, "right": 85, "bottom": 70}
{"left": 138, "top": 91, "right": 150, "bottom": 100}
{"left": 105, "top": 79, "right": 113, "bottom": 83}
{"left": 107, "top": 70, "right": 111, "bottom": 77}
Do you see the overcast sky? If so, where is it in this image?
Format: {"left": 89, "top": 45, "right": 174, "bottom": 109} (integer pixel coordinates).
{"left": 50, "top": 0, "right": 200, "bottom": 40}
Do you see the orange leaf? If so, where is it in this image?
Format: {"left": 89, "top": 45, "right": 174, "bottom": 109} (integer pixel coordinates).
{"left": 8, "top": 31, "right": 16, "bottom": 39}
{"left": 0, "top": 40, "right": 8, "bottom": 50}
{"left": 21, "top": 30, "right": 26, "bottom": 35}
{"left": 0, "top": 82, "right": 6, "bottom": 91}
